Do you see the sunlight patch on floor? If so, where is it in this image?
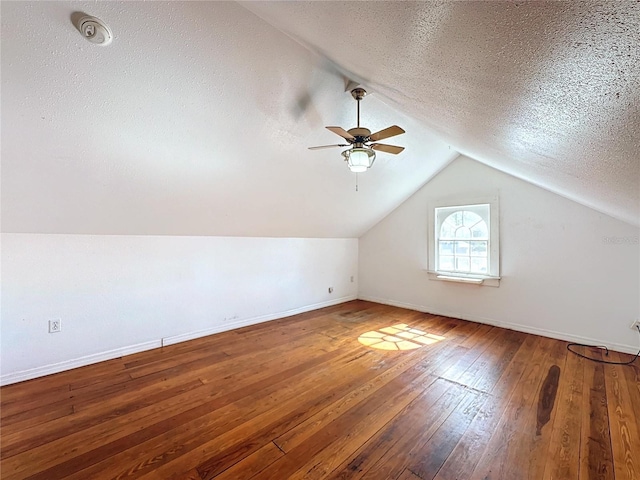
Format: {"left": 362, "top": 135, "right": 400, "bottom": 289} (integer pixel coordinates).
{"left": 358, "top": 323, "right": 445, "bottom": 351}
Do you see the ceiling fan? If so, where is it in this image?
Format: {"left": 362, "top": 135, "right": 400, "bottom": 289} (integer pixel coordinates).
{"left": 309, "top": 88, "right": 405, "bottom": 173}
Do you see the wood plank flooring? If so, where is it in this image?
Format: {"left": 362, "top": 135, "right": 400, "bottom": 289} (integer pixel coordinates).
{"left": 2, "top": 300, "right": 640, "bottom": 479}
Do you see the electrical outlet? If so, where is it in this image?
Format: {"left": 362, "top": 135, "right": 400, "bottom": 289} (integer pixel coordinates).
{"left": 630, "top": 320, "right": 640, "bottom": 330}
{"left": 350, "top": 276, "right": 354, "bottom": 283}
{"left": 49, "top": 319, "right": 61, "bottom": 333}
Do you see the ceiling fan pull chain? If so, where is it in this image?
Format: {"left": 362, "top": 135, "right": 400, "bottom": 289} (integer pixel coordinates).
{"left": 356, "top": 172, "right": 359, "bottom": 192}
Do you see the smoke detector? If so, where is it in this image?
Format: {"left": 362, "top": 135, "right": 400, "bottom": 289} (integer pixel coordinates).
{"left": 76, "top": 15, "right": 113, "bottom": 46}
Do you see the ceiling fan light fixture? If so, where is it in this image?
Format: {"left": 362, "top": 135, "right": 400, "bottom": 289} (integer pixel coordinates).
{"left": 308, "top": 87, "right": 404, "bottom": 175}
{"left": 345, "top": 147, "right": 375, "bottom": 173}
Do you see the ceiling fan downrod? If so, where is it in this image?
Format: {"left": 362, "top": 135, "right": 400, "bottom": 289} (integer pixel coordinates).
{"left": 351, "top": 88, "right": 367, "bottom": 128}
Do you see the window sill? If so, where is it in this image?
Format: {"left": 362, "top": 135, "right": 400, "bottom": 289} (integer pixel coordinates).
{"left": 426, "top": 271, "right": 501, "bottom": 287}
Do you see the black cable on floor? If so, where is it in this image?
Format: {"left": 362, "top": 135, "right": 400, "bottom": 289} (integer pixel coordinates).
{"left": 567, "top": 324, "right": 640, "bottom": 365}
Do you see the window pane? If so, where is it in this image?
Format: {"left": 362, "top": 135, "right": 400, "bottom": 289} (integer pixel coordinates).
{"left": 454, "top": 241, "right": 469, "bottom": 255}
{"left": 439, "top": 241, "right": 454, "bottom": 255}
{"left": 455, "top": 257, "right": 470, "bottom": 272}
{"left": 440, "top": 222, "right": 456, "bottom": 238}
{"left": 470, "top": 222, "right": 488, "bottom": 238}
{"left": 462, "top": 211, "right": 483, "bottom": 227}
{"left": 470, "top": 241, "right": 487, "bottom": 256}
{"left": 446, "top": 211, "right": 463, "bottom": 227}
{"left": 470, "top": 257, "right": 488, "bottom": 274}
{"left": 439, "top": 256, "right": 454, "bottom": 271}
{"left": 455, "top": 227, "right": 471, "bottom": 239}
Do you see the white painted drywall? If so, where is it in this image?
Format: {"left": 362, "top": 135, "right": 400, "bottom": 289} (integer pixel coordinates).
{"left": 1, "top": 1, "right": 457, "bottom": 239}
{"left": 359, "top": 156, "right": 640, "bottom": 353}
{"left": 0, "top": 234, "right": 357, "bottom": 384}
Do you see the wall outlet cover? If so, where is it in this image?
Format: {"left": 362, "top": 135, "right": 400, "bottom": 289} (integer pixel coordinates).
{"left": 49, "top": 319, "right": 61, "bottom": 333}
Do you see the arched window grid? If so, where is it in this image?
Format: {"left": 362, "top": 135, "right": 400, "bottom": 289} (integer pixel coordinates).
{"left": 438, "top": 209, "right": 489, "bottom": 275}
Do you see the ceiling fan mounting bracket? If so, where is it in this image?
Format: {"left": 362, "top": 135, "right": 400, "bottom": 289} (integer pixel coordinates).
{"left": 351, "top": 88, "right": 367, "bottom": 101}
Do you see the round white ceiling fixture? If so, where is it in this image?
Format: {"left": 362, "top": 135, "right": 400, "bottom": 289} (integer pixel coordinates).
{"left": 76, "top": 15, "right": 113, "bottom": 46}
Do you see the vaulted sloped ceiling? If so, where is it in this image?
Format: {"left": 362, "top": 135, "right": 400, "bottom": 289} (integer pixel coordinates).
{"left": 244, "top": 0, "right": 640, "bottom": 227}
{"left": 2, "top": 1, "right": 638, "bottom": 240}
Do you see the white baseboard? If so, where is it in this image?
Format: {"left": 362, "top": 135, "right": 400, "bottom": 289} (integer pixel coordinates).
{"left": 161, "top": 295, "right": 357, "bottom": 346}
{"left": 0, "top": 295, "right": 357, "bottom": 386}
{"left": 0, "top": 340, "right": 162, "bottom": 386}
{"left": 358, "top": 294, "right": 640, "bottom": 356}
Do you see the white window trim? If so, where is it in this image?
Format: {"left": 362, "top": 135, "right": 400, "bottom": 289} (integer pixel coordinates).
{"left": 427, "top": 194, "right": 501, "bottom": 287}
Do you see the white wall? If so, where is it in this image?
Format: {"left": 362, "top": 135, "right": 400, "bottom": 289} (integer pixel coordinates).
{"left": 0, "top": 234, "right": 358, "bottom": 385}
{"left": 359, "top": 156, "right": 640, "bottom": 353}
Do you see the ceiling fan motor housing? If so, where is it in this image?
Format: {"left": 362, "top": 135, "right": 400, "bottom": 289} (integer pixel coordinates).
{"left": 347, "top": 127, "right": 371, "bottom": 144}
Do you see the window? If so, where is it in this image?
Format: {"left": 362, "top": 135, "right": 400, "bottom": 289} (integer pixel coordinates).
{"left": 437, "top": 205, "right": 489, "bottom": 274}
{"left": 428, "top": 197, "right": 500, "bottom": 286}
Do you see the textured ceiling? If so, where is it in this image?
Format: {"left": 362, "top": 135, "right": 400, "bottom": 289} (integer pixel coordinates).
{"left": 244, "top": 0, "right": 640, "bottom": 227}
{"left": 2, "top": 1, "right": 638, "bottom": 239}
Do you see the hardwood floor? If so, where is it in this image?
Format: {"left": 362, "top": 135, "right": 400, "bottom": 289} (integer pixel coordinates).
{"left": 2, "top": 300, "right": 639, "bottom": 479}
